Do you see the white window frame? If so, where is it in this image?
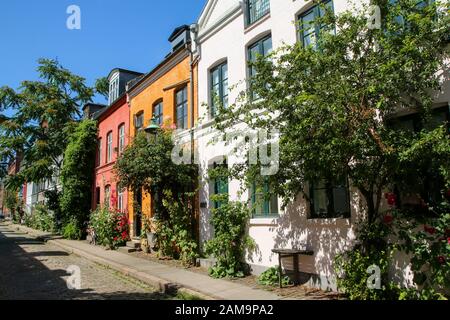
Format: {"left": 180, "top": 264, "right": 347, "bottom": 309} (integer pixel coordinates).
{"left": 107, "top": 131, "right": 113, "bottom": 163}
{"left": 109, "top": 73, "right": 120, "bottom": 105}
{"left": 117, "top": 188, "right": 124, "bottom": 212}
{"left": 118, "top": 124, "right": 125, "bottom": 154}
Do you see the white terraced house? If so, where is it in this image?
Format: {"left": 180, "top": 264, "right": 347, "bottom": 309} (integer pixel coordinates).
{"left": 192, "top": 0, "right": 449, "bottom": 290}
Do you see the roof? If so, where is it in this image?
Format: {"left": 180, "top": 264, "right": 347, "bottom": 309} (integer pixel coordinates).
{"left": 107, "top": 68, "right": 143, "bottom": 80}
{"left": 82, "top": 103, "right": 106, "bottom": 111}
{"left": 168, "top": 25, "right": 190, "bottom": 42}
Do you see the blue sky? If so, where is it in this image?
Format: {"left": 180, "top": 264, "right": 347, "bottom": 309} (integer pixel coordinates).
{"left": 0, "top": 0, "right": 205, "bottom": 113}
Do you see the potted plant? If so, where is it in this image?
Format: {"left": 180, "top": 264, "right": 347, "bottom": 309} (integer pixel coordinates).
{"left": 141, "top": 238, "right": 150, "bottom": 253}
{"left": 142, "top": 214, "right": 157, "bottom": 252}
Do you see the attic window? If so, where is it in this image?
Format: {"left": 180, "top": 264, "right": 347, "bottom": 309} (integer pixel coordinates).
{"left": 173, "top": 40, "right": 185, "bottom": 51}
{"left": 109, "top": 73, "right": 120, "bottom": 105}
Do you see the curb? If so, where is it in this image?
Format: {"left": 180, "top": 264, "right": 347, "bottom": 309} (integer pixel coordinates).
{"left": 5, "top": 222, "right": 216, "bottom": 300}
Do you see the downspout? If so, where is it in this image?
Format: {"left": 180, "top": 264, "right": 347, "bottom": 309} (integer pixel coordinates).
{"left": 189, "top": 23, "right": 199, "bottom": 243}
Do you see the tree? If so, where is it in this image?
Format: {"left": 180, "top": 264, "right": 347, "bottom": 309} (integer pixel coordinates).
{"left": 59, "top": 119, "right": 98, "bottom": 235}
{"left": 0, "top": 58, "right": 93, "bottom": 190}
{"left": 215, "top": 0, "right": 450, "bottom": 224}
{"left": 94, "top": 77, "right": 109, "bottom": 100}
{"left": 114, "top": 130, "right": 198, "bottom": 264}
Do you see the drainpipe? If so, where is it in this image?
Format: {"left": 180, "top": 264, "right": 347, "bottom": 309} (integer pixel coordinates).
{"left": 189, "top": 23, "right": 199, "bottom": 163}
{"left": 189, "top": 23, "right": 199, "bottom": 243}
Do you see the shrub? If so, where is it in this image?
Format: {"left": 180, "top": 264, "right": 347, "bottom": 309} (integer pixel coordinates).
{"left": 60, "top": 119, "right": 98, "bottom": 234}
{"left": 334, "top": 223, "right": 399, "bottom": 300}
{"left": 27, "top": 204, "right": 55, "bottom": 232}
{"left": 156, "top": 189, "right": 198, "bottom": 266}
{"left": 205, "top": 199, "right": 254, "bottom": 278}
{"left": 89, "top": 207, "right": 130, "bottom": 249}
{"left": 258, "top": 267, "right": 291, "bottom": 287}
{"left": 62, "top": 218, "right": 83, "bottom": 240}
{"left": 393, "top": 206, "right": 450, "bottom": 299}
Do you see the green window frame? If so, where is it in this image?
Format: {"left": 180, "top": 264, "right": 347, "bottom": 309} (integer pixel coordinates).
{"left": 212, "top": 162, "right": 229, "bottom": 209}
{"left": 246, "top": 0, "right": 270, "bottom": 26}
{"left": 251, "top": 180, "right": 279, "bottom": 218}
{"left": 298, "top": 0, "right": 335, "bottom": 48}
{"left": 176, "top": 87, "right": 188, "bottom": 130}
{"left": 248, "top": 35, "right": 272, "bottom": 100}
{"left": 309, "top": 177, "right": 351, "bottom": 219}
{"left": 388, "top": 106, "right": 449, "bottom": 208}
{"left": 388, "top": 0, "right": 437, "bottom": 30}
{"left": 210, "top": 62, "right": 228, "bottom": 118}
{"left": 153, "top": 101, "right": 163, "bottom": 126}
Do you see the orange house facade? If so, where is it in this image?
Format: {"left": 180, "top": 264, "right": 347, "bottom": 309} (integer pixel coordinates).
{"left": 127, "top": 25, "right": 198, "bottom": 238}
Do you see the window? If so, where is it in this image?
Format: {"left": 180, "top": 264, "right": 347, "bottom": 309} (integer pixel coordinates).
{"left": 175, "top": 87, "right": 188, "bottom": 130}
{"left": 117, "top": 188, "right": 125, "bottom": 212}
{"left": 134, "top": 112, "right": 144, "bottom": 135}
{"left": 210, "top": 62, "right": 228, "bottom": 118}
{"left": 106, "top": 131, "right": 113, "bottom": 163}
{"left": 109, "top": 74, "right": 120, "bottom": 105}
{"left": 212, "top": 162, "right": 229, "bottom": 209}
{"left": 248, "top": 35, "right": 272, "bottom": 99}
{"left": 95, "top": 187, "right": 100, "bottom": 207}
{"left": 309, "top": 177, "right": 351, "bottom": 219}
{"left": 105, "top": 185, "right": 111, "bottom": 208}
{"left": 298, "top": 0, "right": 335, "bottom": 48}
{"left": 387, "top": 0, "right": 436, "bottom": 31}
{"left": 118, "top": 124, "right": 125, "bottom": 154}
{"left": 251, "top": 180, "right": 278, "bottom": 217}
{"left": 98, "top": 138, "right": 102, "bottom": 166}
{"left": 388, "top": 106, "right": 449, "bottom": 209}
{"left": 153, "top": 101, "right": 163, "bottom": 126}
{"left": 247, "top": 0, "right": 270, "bottom": 25}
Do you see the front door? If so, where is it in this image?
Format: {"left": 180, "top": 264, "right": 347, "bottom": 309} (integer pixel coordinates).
{"left": 134, "top": 188, "right": 142, "bottom": 238}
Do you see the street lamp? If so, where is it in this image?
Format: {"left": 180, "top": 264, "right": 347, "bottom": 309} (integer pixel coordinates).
{"left": 144, "top": 118, "right": 160, "bottom": 141}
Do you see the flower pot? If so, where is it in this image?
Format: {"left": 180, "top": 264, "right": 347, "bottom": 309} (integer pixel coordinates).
{"left": 147, "top": 232, "right": 157, "bottom": 250}
{"left": 140, "top": 238, "right": 150, "bottom": 253}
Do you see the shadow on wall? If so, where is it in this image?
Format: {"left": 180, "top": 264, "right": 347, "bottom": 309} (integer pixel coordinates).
{"left": 248, "top": 188, "right": 365, "bottom": 291}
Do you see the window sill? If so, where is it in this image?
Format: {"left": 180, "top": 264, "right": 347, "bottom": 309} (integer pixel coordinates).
{"left": 250, "top": 217, "right": 278, "bottom": 226}
{"left": 244, "top": 13, "right": 271, "bottom": 33}
{"left": 306, "top": 217, "right": 351, "bottom": 223}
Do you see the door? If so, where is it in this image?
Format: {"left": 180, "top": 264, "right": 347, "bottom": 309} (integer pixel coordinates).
{"left": 134, "top": 188, "right": 142, "bottom": 238}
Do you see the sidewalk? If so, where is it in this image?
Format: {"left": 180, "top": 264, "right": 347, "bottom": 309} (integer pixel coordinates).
{"left": 6, "top": 222, "right": 286, "bottom": 300}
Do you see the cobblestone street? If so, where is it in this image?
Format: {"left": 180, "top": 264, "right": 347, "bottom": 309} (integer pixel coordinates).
{"left": 0, "top": 223, "right": 171, "bottom": 300}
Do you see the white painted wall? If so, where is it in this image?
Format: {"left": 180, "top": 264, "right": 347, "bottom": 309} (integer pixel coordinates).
{"left": 194, "top": 0, "right": 448, "bottom": 290}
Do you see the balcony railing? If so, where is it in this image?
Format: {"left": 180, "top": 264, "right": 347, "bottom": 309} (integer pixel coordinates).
{"left": 247, "top": 0, "right": 270, "bottom": 26}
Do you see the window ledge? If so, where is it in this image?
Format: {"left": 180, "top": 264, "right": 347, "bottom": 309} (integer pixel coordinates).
{"left": 250, "top": 217, "right": 278, "bottom": 226}
{"left": 244, "top": 13, "right": 271, "bottom": 34}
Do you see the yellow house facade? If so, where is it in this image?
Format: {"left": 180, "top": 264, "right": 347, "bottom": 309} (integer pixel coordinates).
{"left": 127, "top": 26, "right": 198, "bottom": 238}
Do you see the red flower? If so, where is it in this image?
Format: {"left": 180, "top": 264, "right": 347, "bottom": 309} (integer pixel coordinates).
{"left": 445, "top": 189, "right": 450, "bottom": 199}
{"left": 447, "top": 237, "right": 450, "bottom": 245}
{"left": 385, "top": 192, "right": 397, "bottom": 206}
{"left": 437, "top": 256, "right": 446, "bottom": 265}
{"left": 383, "top": 215, "right": 393, "bottom": 224}
{"left": 113, "top": 237, "right": 118, "bottom": 241}
{"left": 424, "top": 225, "right": 436, "bottom": 235}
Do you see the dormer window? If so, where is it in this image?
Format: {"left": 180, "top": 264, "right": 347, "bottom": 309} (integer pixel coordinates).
{"left": 109, "top": 73, "right": 120, "bottom": 104}
{"left": 246, "top": 0, "right": 270, "bottom": 26}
